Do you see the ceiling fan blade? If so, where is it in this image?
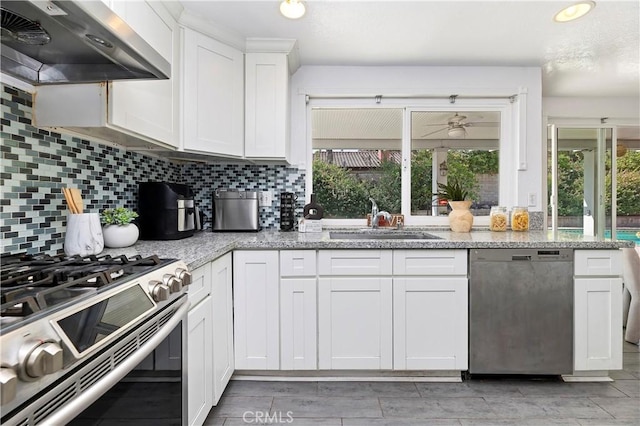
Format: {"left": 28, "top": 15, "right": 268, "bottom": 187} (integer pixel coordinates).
{"left": 422, "top": 123, "right": 449, "bottom": 127}
{"left": 466, "top": 122, "right": 500, "bottom": 127}
{"left": 420, "top": 127, "right": 447, "bottom": 138}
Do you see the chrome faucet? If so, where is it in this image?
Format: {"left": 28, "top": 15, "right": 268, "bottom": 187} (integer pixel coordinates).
{"left": 372, "top": 211, "right": 391, "bottom": 228}
{"left": 369, "top": 198, "right": 378, "bottom": 220}
{"left": 369, "top": 198, "right": 391, "bottom": 228}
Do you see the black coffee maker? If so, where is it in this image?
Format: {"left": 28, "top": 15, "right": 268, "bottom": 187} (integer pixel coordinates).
{"left": 280, "top": 192, "right": 297, "bottom": 231}
{"left": 138, "top": 182, "right": 196, "bottom": 240}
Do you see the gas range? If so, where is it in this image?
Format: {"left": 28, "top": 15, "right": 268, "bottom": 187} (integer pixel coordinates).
{"left": 0, "top": 252, "right": 191, "bottom": 425}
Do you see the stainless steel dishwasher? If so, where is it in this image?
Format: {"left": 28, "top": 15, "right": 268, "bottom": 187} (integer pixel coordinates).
{"left": 469, "top": 248, "right": 574, "bottom": 375}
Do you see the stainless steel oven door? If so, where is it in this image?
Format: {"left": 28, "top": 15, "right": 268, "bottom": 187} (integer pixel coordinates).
{"left": 2, "top": 296, "right": 189, "bottom": 426}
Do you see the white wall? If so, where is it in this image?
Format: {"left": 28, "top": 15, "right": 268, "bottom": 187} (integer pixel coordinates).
{"left": 289, "top": 66, "right": 543, "bottom": 210}
{"left": 544, "top": 97, "right": 640, "bottom": 125}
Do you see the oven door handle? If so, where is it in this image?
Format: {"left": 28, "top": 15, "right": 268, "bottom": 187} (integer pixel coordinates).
{"left": 45, "top": 299, "right": 190, "bottom": 425}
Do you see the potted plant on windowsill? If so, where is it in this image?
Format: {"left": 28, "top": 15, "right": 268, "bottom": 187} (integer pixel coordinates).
{"left": 436, "top": 179, "right": 474, "bottom": 232}
{"left": 100, "top": 207, "right": 140, "bottom": 248}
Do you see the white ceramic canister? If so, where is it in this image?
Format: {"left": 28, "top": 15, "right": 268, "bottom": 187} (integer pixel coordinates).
{"left": 64, "top": 213, "right": 104, "bottom": 256}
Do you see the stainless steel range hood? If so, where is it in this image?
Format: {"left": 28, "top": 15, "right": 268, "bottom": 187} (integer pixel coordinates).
{"left": 1, "top": 0, "right": 170, "bottom": 85}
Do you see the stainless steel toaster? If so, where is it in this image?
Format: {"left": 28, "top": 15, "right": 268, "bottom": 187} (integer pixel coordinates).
{"left": 212, "top": 190, "right": 260, "bottom": 231}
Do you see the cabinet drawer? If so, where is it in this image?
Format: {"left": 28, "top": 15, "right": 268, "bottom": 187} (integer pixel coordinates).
{"left": 187, "top": 262, "right": 212, "bottom": 307}
{"left": 393, "top": 250, "right": 467, "bottom": 276}
{"left": 318, "top": 250, "right": 392, "bottom": 276}
{"left": 575, "top": 250, "right": 622, "bottom": 276}
{"left": 280, "top": 250, "right": 317, "bottom": 277}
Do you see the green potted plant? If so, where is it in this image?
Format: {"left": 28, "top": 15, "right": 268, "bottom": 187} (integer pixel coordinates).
{"left": 436, "top": 178, "right": 474, "bottom": 232}
{"left": 100, "top": 207, "right": 139, "bottom": 248}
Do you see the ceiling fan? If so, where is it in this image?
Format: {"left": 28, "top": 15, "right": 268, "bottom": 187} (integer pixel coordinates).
{"left": 420, "top": 113, "right": 498, "bottom": 138}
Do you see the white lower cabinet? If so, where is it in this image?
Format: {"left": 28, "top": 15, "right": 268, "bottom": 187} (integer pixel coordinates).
{"left": 318, "top": 277, "right": 393, "bottom": 369}
{"left": 187, "top": 254, "right": 235, "bottom": 426}
{"left": 233, "top": 251, "right": 280, "bottom": 369}
{"left": 392, "top": 250, "right": 468, "bottom": 371}
{"left": 280, "top": 278, "right": 317, "bottom": 370}
{"left": 280, "top": 250, "right": 317, "bottom": 370}
{"left": 188, "top": 294, "right": 213, "bottom": 426}
{"left": 211, "top": 253, "right": 234, "bottom": 404}
{"left": 574, "top": 249, "right": 623, "bottom": 372}
{"left": 393, "top": 277, "right": 468, "bottom": 370}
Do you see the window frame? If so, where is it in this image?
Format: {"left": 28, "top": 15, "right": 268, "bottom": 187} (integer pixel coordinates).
{"left": 307, "top": 97, "right": 514, "bottom": 227}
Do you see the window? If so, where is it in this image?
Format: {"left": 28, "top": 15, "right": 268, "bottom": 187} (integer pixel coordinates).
{"left": 310, "top": 98, "right": 507, "bottom": 225}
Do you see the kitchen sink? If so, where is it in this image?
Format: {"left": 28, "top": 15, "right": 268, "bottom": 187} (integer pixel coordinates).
{"left": 329, "top": 231, "right": 442, "bottom": 240}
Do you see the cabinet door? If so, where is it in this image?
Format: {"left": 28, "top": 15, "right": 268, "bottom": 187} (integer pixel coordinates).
{"left": 245, "top": 53, "right": 289, "bottom": 159}
{"left": 233, "top": 251, "right": 279, "bottom": 369}
{"left": 280, "top": 250, "right": 316, "bottom": 277}
{"left": 393, "top": 277, "right": 468, "bottom": 370}
{"left": 575, "top": 250, "right": 623, "bottom": 276}
{"left": 280, "top": 278, "right": 317, "bottom": 370}
{"left": 574, "top": 277, "right": 623, "bottom": 371}
{"left": 182, "top": 28, "right": 244, "bottom": 157}
{"left": 188, "top": 296, "right": 213, "bottom": 426}
{"left": 187, "top": 262, "right": 212, "bottom": 307}
{"left": 393, "top": 250, "right": 467, "bottom": 276}
{"left": 318, "top": 250, "right": 393, "bottom": 276}
{"left": 318, "top": 277, "right": 392, "bottom": 369}
{"left": 109, "top": 1, "right": 179, "bottom": 147}
{"left": 211, "top": 253, "right": 234, "bottom": 404}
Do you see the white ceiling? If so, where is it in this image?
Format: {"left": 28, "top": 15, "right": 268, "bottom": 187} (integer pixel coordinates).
{"left": 180, "top": 0, "right": 640, "bottom": 98}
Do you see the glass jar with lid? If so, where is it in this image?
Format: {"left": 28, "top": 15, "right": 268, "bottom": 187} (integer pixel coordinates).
{"left": 489, "top": 206, "right": 508, "bottom": 232}
{"left": 511, "top": 207, "right": 529, "bottom": 231}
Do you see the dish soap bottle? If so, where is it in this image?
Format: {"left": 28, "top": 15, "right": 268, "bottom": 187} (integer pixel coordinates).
{"left": 303, "top": 193, "right": 324, "bottom": 219}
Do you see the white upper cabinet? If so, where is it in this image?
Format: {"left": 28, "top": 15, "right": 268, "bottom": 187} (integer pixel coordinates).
{"left": 181, "top": 27, "right": 244, "bottom": 157}
{"left": 108, "top": 1, "right": 180, "bottom": 147}
{"left": 34, "top": 1, "right": 179, "bottom": 149}
{"left": 244, "top": 53, "right": 289, "bottom": 160}
{"left": 244, "top": 40, "right": 299, "bottom": 161}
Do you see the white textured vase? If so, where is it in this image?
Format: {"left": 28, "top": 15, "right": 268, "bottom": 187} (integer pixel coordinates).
{"left": 103, "top": 223, "right": 139, "bottom": 248}
{"left": 64, "top": 213, "right": 104, "bottom": 256}
{"left": 448, "top": 200, "right": 474, "bottom": 233}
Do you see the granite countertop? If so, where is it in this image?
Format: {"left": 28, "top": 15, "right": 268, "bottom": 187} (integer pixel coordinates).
{"left": 102, "top": 228, "right": 636, "bottom": 270}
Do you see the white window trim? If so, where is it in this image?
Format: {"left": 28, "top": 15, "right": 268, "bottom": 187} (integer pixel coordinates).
{"left": 307, "top": 97, "right": 515, "bottom": 228}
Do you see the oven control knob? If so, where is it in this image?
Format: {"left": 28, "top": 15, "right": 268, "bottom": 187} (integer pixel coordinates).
{"left": 0, "top": 367, "right": 17, "bottom": 405}
{"left": 25, "top": 342, "right": 63, "bottom": 378}
{"left": 163, "top": 274, "right": 182, "bottom": 293}
{"left": 175, "top": 268, "right": 192, "bottom": 286}
{"left": 149, "top": 280, "right": 170, "bottom": 302}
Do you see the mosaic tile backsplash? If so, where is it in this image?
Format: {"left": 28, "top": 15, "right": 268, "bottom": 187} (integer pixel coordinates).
{"left": 181, "top": 164, "right": 306, "bottom": 231}
{"left": 1, "top": 85, "right": 182, "bottom": 254}
{"left": 1, "top": 84, "right": 306, "bottom": 255}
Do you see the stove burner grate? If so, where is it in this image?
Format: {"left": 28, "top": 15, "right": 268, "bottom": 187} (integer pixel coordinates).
{"left": 0, "top": 253, "right": 164, "bottom": 318}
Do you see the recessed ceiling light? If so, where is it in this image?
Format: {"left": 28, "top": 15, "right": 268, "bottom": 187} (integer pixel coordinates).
{"left": 554, "top": 1, "right": 595, "bottom": 22}
{"left": 280, "top": 0, "right": 305, "bottom": 19}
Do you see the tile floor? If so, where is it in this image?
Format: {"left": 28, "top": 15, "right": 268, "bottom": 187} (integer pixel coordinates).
{"left": 205, "top": 342, "right": 640, "bottom": 426}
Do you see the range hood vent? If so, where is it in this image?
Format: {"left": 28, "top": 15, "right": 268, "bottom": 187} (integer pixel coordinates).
{"left": 0, "top": 1, "right": 170, "bottom": 85}
{"left": 1, "top": 8, "right": 51, "bottom": 45}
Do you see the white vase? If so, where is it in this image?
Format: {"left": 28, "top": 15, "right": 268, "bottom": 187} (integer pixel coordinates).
{"left": 102, "top": 224, "right": 139, "bottom": 248}
{"left": 64, "top": 213, "right": 104, "bottom": 256}
{"left": 448, "top": 200, "right": 474, "bottom": 232}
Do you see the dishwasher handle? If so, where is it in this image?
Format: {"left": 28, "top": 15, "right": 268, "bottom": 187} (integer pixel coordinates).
{"left": 512, "top": 255, "right": 532, "bottom": 261}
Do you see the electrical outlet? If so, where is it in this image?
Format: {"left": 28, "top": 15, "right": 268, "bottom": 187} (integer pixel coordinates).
{"left": 528, "top": 192, "right": 537, "bottom": 207}
{"left": 259, "top": 191, "right": 273, "bottom": 207}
